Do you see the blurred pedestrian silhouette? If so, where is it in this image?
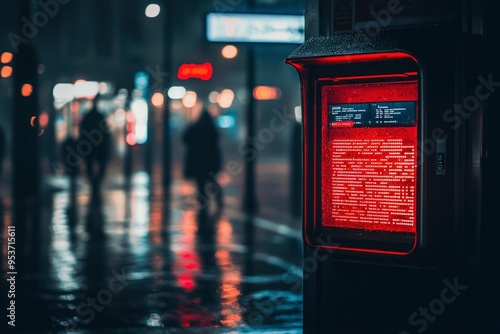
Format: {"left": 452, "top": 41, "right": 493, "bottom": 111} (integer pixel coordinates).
{"left": 182, "top": 109, "right": 223, "bottom": 216}
{"left": 79, "top": 97, "right": 111, "bottom": 197}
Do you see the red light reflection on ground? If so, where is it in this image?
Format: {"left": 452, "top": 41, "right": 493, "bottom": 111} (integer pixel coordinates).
{"left": 215, "top": 219, "right": 243, "bottom": 328}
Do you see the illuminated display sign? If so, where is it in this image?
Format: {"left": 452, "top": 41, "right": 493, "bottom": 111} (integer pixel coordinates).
{"left": 206, "top": 13, "right": 304, "bottom": 44}
{"left": 285, "top": 50, "right": 421, "bottom": 255}
{"left": 329, "top": 102, "right": 415, "bottom": 127}
{"left": 321, "top": 81, "right": 418, "bottom": 235}
{"left": 177, "top": 62, "right": 213, "bottom": 81}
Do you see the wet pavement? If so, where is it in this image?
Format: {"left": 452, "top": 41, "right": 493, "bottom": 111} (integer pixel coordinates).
{"left": 1, "top": 171, "right": 303, "bottom": 333}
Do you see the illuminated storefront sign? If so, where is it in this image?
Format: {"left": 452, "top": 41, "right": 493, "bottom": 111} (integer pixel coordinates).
{"left": 206, "top": 13, "right": 304, "bottom": 44}
{"left": 177, "top": 62, "right": 213, "bottom": 81}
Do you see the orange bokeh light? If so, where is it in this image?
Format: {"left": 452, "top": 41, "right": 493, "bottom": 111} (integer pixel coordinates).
{"left": 221, "top": 45, "right": 238, "bottom": 59}
{"left": 1, "top": 52, "right": 13, "bottom": 64}
{"left": 253, "top": 86, "right": 282, "bottom": 100}
{"left": 1, "top": 66, "right": 12, "bottom": 78}
{"left": 151, "top": 92, "right": 164, "bottom": 108}
{"left": 21, "top": 84, "right": 33, "bottom": 97}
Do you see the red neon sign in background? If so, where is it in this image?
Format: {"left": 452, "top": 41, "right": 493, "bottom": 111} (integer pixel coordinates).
{"left": 321, "top": 81, "right": 418, "bottom": 233}
{"left": 177, "top": 62, "right": 213, "bottom": 81}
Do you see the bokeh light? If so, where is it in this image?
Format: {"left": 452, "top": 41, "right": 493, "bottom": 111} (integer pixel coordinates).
{"left": 221, "top": 45, "right": 238, "bottom": 59}
{"left": 253, "top": 86, "right": 282, "bottom": 100}
{"left": 22, "top": 84, "right": 33, "bottom": 97}
{"left": 208, "top": 91, "right": 219, "bottom": 103}
{"left": 1, "top": 66, "right": 13, "bottom": 78}
{"left": 217, "top": 89, "right": 234, "bottom": 109}
{"left": 182, "top": 91, "right": 197, "bottom": 109}
{"left": 151, "top": 92, "right": 164, "bottom": 108}
{"left": 168, "top": 86, "right": 187, "bottom": 99}
{"left": 145, "top": 4, "right": 160, "bottom": 18}
{"left": 1, "top": 52, "right": 13, "bottom": 64}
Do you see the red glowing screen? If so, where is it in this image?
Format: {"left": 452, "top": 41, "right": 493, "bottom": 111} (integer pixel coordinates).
{"left": 321, "top": 81, "right": 418, "bottom": 233}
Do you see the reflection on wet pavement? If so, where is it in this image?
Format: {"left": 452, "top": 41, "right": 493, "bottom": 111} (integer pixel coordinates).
{"left": 3, "top": 172, "right": 302, "bottom": 333}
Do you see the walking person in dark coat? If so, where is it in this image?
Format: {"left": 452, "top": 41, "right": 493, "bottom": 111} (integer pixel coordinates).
{"left": 79, "top": 98, "right": 111, "bottom": 196}
{"left": 182, "top": 109, "right": 223, "bottom": 216}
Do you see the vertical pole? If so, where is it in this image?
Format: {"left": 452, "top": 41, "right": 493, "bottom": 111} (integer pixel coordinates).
{"left": 145, "top": 89, "right": 152, "bottom": 176}
{"left": 482, "top": 0, "right": 500, "bottom": 325}
{"left": 290, "top": 119, "right": 301, "bottom": 218}
{"left": 13, "top": 0, "right": 40, "bottom": 268}
{"left": 243, "top": 0, "right": 258, "bottom": 213}
{"left": 303, "top": 2, "right": 319, "bottom": 333}
{"left": 12, "top": 1, "right": 40, "bottom": 328}
{"left": 243, "top": 45, "right": 258, "bottom": 213}
{"left": 162, "top": 0, "right": 173, "bottom": 188}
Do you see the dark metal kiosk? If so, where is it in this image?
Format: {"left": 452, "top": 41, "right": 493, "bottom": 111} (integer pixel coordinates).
{"left": 286, "top": 1, "right": 499, "bottom": 333}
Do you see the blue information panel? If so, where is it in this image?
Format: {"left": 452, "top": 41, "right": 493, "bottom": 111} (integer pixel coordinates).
{"left": 329, "top": 102, "right": 416, "bottom": 127}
